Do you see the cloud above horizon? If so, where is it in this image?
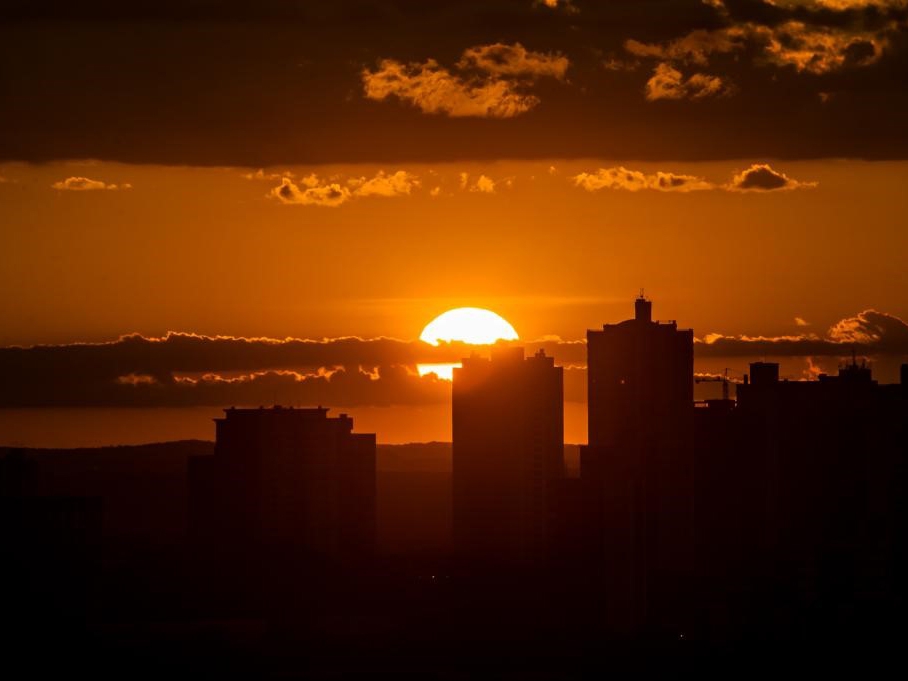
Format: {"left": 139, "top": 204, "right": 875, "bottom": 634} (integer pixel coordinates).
{"left": 645, "top": 62, "right": 733, "bottom": 101}
{"left": 268, "top": 170, "right": 419, "bottom": 206}
{"left": 727, "top": 164, "right": 817, "bottom": 191}
{"left": 573, "top": 163, "right": 814, "bottom": 192}
{"left": 51, "top": 176, "right": 131, "bottom": 191}
{"left": 362, "top": 42, "right": 568, "bottom": 118}
{"left": 697, "top": 309, "right": 908, "bottom": 357}
{"left": 625, "top": 19, "right": 894, "bottom": 77}
{"left": 2, "top": 309, "right": 906, "bottom": 408}
{"left": 573, "top": 167, "right": 714, "bottom": 192}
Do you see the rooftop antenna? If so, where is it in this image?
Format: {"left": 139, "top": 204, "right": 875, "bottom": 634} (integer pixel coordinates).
{"left": 639, "top": 287, "right": 645, "bottom": 299}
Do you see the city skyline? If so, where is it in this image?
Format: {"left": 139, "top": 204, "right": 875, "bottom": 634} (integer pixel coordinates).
{"left": 1, "top": 291, "right": 906, "bottom": 446}
{"left": 3, "top": 2, "right": 908, "bottom": 676}
{"left": 5, "top": 293, "right": 905, "bottom": 673}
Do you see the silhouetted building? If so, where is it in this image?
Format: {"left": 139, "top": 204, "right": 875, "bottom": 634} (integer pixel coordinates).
{"left": 581, "top": 295, "right": 694, "bottom": 634}
{"left": 731, "top": 359, "right": 908, "bottom": 632}
{"left": 189, "top": 407, "right": 376, "bottom": 562}
{"left": 452, "top": 347, "right": 564, "bottom": 564}
{"left": 0, "top": 449, "right": 102, "bottom": 634}
{"left": 689, "top": 397, "right": 761, "bottom": 638}
{"left": 748, "top": 360, "right": 779, "bottom": 386}
{"left": 586, "top": 294, "right": 693, "bottom": 448}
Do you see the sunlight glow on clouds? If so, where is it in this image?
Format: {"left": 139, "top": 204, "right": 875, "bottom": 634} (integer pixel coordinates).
{"left": 362, "top": 43, "right": 568, "bottom": 118}
{"left": 269, "top": 170, "right": 419, "bottom": 206}
{"left": 470, "top": 175, "right": 497, "bottom": 193}
{"left": 51, "top": 176, "right": 131, "bottom": 191}
{"left": 626, "top": 19, "right": 891, "bottom": 81}
{"left": 645, "top": 62, "right": 732, "bottom": 101}
{"left": 727, "top": 164, "right": 817, "bottom": 192}
{"left": 457, "top": 43, "right": 569, "bottom": 79}
{"left": 270, "top": 177, "right": 351, "bottom": 207}
{"left": 573, "top": 167, "right": 715, "bottom": 192}
{"left": 574, "top": 164, "right": 816, "bottom": 192}
{"left": 768, "top": 0, "right": 907, "bottom": 9}
{"left": 348, "top": 170, "right": 420, "bottom": 198}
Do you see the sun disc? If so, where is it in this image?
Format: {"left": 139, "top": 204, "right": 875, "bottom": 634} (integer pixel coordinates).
{"left": 419, "top": 307, "right": 519, "bottom": 346}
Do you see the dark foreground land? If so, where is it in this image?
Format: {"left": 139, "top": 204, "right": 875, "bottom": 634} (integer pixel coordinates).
{"left": 1, "top": 441, "right": 904, "bottom": 679}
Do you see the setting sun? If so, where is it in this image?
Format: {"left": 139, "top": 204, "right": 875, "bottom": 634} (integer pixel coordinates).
{"left": 419, "top": 307, "right": 519, "bottom": 346}
{"left": 417, "top": 307, "right": 519, "bottom": 380}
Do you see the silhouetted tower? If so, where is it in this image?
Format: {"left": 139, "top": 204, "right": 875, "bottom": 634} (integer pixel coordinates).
{"left": 189, "top": 406, "right": 376, "bottom": 561}
{"left": 581, "top": 295, "right": 695, "bottom": 634}
{"left": 452, "top": 347, "right": 564, "bottom": 564}
{"left": 587, "top": 293, "right": 693, "bottom": 448}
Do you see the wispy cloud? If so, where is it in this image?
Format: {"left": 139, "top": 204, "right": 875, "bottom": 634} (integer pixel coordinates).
{"left": 698, "top": 310, "right": 908, "bottom": 357}
{"left": 469, "top": 174, "right": 497, "bottom": 193}
{"left": 270, "top": 176, "right": 351, "bottom": 207}
{"left": 573, "top": 163, "right": 816, "bottom": 193}
{"left": 768, "top": 1, "right": 907, "bottom": 10}
{"left": 348, "top": 170, "right": 420, "bottom": 198}
{"left": 625, "top": 16, "right": 895, "bottom": 88}
{"left": 573, "top": 167, "right": 715, "bottom": 192}
{"left": 645, "top": 62, "right": 733, "bottom": 101}
{"left": 362, "top": 42, "right": 568, "bottom": 118}
{"left": 269, "top": 170, "right": 419, "bottom": 207}
{"left": 457, "top": 43, "right": 569, "bottom": 79}
{"left": 51, "top": 176, "right": 131, "bottom": 191}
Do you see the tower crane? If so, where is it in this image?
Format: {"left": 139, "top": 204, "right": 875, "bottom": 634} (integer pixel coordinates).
{"left": 695, "top": 368, "right": 731, "bottom": 401}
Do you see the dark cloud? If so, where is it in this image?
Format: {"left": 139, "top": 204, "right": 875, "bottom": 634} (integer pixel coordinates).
{"left": 456, "top": 42, "right": 569, "bottom": 78}
{"left": 271, "top": 176, "right": 351, "bottom": 206}
{"left": 361, "top": 43, "right": 567, "bottom": 119}
{"left": 697, "top": 309, "right": 908, "bottom": 357}
{"left": 726, "top": 162, "right": 816, "bottom": 190}
{"left": 1, "top": 311, "right": 905, "bottom": 408}
{"left": 0, "top": 332, "right": 587, "bottom": 408}
{"left": 644, "top": 62, "right": 734, "bottom": 100}
{"left": 108, "top": 367, "right": 453, "bottom": 409}
{"left": 1, "top": 1, "right": 907, "bottom": 163}
{"left": 362, "top": 58, "right": 542, "bottom": 119}
{"left": 732, "top": 164, "right": 788, "bottom": 189}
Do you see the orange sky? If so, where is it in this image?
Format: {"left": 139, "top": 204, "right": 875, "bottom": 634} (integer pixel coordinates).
{"left": 2, "top": 157, "right": 907, "bottom": 446}
{"left": 2, "top": 159, "right": 907, "bottom": 347}
{"left": 3, "top": 2, "right": 908, "bottom": 446}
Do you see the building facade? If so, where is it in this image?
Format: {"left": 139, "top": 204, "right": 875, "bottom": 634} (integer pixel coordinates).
{"left": 452, "top": 346, "right": 564, "bottom": 564}
{"left": 581, "top": 296, "right": 695, "bottom": 634}
{"left": 189, "top": 406, "right": 376, "bottom": 562}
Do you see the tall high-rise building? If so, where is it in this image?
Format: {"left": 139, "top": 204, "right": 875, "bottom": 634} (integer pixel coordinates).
{"left": 189, "top": 406, "right": 376, "bottom": 561}
{"left": 452, "top": 346, "right": 564, "bottom": 564}
{"left": 586, "top": 294, "right": 693, "bottom": 449}
{"left": 581, "top": 295, "right": 695, "bottom": 634}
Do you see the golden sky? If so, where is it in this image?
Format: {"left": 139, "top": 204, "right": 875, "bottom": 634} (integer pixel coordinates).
{"left": 2, "top": 0, "right": 908, "bottom": 445}
{"left": 2, "top": 159, "right": 906, "bottom": 347}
